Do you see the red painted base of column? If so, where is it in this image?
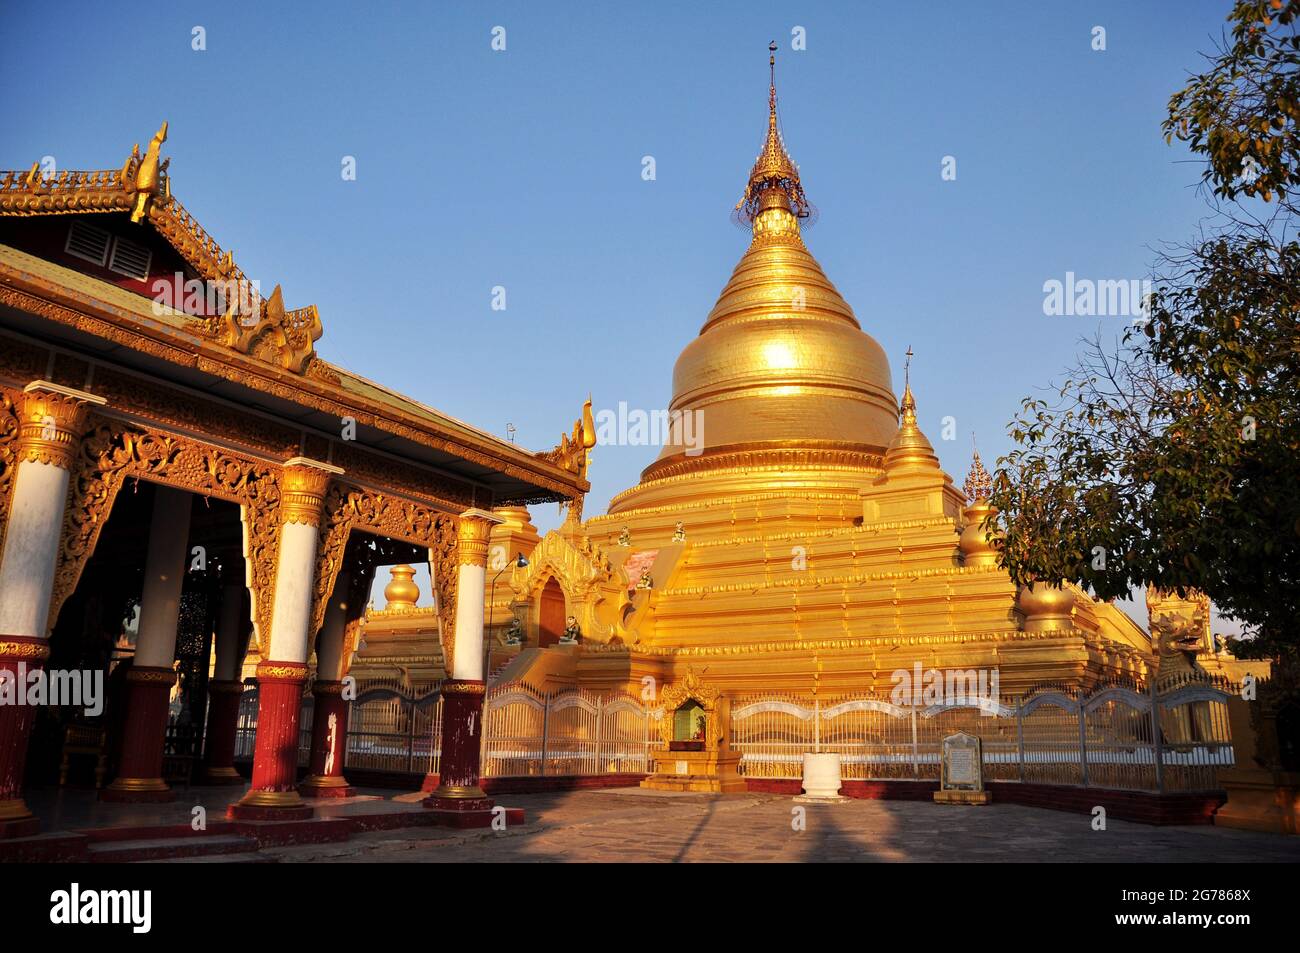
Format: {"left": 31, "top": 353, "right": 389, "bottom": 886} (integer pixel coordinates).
{"left": 426, "top": 679, "right": 490, "bottom": 810}
{"left": 230, "top": 662, "right": 313, "bottom": 821}
{"left": 200, "top": 679, "right": 245, "bottom": 785}
{"left": 298, "top": 680, "right": 353, "bottom": 798}
{"left": 0, "top": 637, "right": 48, "bottom": 838}
{"left": 103, "top": 665, "right": 175, "bottom": 803}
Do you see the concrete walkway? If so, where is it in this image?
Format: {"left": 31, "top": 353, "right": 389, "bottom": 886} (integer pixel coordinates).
{"left": 163, "top": 788, "right": 1300, "bottom": 863}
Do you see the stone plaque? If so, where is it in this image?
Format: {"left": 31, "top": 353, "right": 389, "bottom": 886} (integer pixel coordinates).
{"left": 940, "top": 732, "right": 983, "bottom": 792}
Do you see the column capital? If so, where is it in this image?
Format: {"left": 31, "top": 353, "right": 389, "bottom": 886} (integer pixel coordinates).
{"left": 457, "top": 507, "right": 504, "bottom": 567}
{"left": 16, "top": 380, "right": 107, "bottom": 470}
{"left": 280, "top": 457, "right": 343, "bottom": 527}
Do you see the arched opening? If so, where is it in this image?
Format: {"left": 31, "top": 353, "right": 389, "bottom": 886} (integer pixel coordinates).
{"left": 538, "top": 577, "right": 565, "bottom": 648}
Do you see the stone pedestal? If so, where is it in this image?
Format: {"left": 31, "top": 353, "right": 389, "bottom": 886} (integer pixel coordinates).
{"left": 643, "top": 746, "right": 746, "bottom": 793}
{"left": 794, "top": 752, "right": 849, "bottom": 803}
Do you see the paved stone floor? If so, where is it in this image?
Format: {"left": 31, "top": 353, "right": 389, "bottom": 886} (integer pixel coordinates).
{"left": 176, "top": 789, "right": 1300, "bottom": 864}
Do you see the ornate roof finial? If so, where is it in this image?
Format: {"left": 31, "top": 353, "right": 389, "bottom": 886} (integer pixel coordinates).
{"left": 900, "top": 345, "right": 916, "bottom": 425}
{"left": 733, "top": 43, "right": 813, "bottom": 229}
{"left": 130, "top": 121, "right": 170, "bottom": 224}
{"left": 963, "top": 436, "right": 993, "bottom": 502}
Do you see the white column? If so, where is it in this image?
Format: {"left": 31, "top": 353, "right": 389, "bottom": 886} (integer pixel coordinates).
{"left": 134, "top": 486, "right": 193, "bottom": 668}
{"left": 450, "top": 508, "right": 503, "bottom": 681}
{"left": 0, "top": 382, "right": 105, "bottom": 637}
{"left": 315, "top": 571, "right": 350, "bottom": 681}
{"left": 266, "top": 457, "right": 343, "bottom": 664}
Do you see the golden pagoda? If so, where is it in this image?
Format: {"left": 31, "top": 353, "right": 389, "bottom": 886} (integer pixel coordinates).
{"left": 456, "top": 50, "right": 1165, "bottom": 701}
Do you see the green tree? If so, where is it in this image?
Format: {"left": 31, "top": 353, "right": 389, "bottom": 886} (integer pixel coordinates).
{"left": 988, "top": 1, "right": 1300, "bottom": 662}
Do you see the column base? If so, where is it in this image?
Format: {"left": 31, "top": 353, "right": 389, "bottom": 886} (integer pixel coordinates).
{"left": 0, "top": 799, "right": 39, "bottom": 839}
{"left": 100, "top": 778, "right": 175, "bottom": 803}
{"left": 228, "top": 789, "right": 314, "bottom": 821}
{"left": 423, "top": 784, "right": 492, "bottom": 812}
{"left": 199, "top": 766, "right": 246, "bottom": 786}
{"left": 298, "top": 775, "right": 355, "bottom": 799}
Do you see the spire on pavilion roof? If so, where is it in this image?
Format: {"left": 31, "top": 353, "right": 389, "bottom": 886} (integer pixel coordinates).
{"left": 733, "top": 42, "right": 815, "bottom": 227}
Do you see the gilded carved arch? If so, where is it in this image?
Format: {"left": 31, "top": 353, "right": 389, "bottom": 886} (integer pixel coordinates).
{"left": 49, "top": 417, "right": 283, "bottom": 651}
{"left": 309, "top": 482, "right": 460, "bottom": 674}
{"left": 511, "top": 531, "right": 619, "bottom": 641}
{"left": 0, "top": 385, "right": 19, "bottom": 557}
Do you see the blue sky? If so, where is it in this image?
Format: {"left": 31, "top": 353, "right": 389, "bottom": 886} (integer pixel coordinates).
{"left": 2, "top": 2, "right": 1239, "bottom": 622}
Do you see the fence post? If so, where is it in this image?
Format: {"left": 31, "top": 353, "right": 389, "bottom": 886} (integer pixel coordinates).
{"left": 910, "top": 705, "right": 920, "bottom": 778}
{"left": 540, "top": 693, "right": 550, "bottom": 777}
{"left": 1149, "top": 678, "right": 1164, "bottom": 793}
{"left": 1077, "top": 700, "right": 1089, "bottom": 787}
{"left": 594, "top": 698, "right": 604, "bottom": 775}
{"left": 406, "top": 700, "right": 416, "bottom": 775}
{"left": 814, "top": 698, "right": 821, "bottom": 755}
{"left": 1016, "top": 697, "right": 1025, "bottom": 783}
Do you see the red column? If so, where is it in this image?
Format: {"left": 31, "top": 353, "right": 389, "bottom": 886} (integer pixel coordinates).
{"left": 0, "top": 638, "right": 47, "bottom": 838}
{"left": 201, "top": 679, "right": 245, "bottom": 784}
{"left": 228, "top": 662, "right": 311, "bottom": 820}
{"left": 424, "top": 680, "right": 491, "bottom": 811}
{"left": 299, "top": 681, "right": 354, "bottom": 798}
{"left": 101, "top": 666, "right": 176, "bottom": 802}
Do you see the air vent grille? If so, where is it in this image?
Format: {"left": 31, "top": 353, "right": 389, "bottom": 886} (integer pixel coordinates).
{"left": 65, "top": 221, "right": 111, "bottom": 266}
{"left": 107, "top": 236, "right": 152, "bottom": 280}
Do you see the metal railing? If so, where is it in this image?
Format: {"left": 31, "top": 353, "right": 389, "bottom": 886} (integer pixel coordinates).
{"left": 729, "top": 675, "right": 1236, "bottom": 792}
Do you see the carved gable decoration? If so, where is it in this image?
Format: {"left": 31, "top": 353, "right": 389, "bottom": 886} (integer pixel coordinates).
{"left": 213, "top": 284, "right": 322, "bottom": 375}
{"left": 514, "top": 530, "right": 614, "bottom": 601}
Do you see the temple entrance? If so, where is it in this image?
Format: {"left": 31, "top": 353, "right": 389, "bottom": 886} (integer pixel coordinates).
{"left": 538, "top": 578, "right": 565, "bottom": 648}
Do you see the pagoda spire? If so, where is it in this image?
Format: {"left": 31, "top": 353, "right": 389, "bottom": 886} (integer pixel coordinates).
{"left": 734, "top": 42, "right": 813, "bottom": 227}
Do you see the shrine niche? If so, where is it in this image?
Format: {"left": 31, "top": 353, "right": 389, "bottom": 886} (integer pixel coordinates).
{"left": 641, "top": 668, "right": 744, "bottom": 793}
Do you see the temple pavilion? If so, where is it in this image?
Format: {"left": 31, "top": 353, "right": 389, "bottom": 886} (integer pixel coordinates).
{"left": 0, "top": 123, "right": 590, "bottom": 836}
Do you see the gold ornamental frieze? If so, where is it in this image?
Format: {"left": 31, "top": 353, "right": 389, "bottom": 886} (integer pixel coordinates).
{"left": 0, "top": 387, "right": 18, "bottom": 557}
{"left": 48, "top": 417, "right": 284, "bottom": 651}
{"left": 308, "top": 482, "right": 461, "bottom": 673}
{"left": 0, "top": 640, "right": 52, "bottom": 662}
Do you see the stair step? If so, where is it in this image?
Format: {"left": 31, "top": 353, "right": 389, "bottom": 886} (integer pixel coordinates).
{"left": 87, "top": 834, "right": 259, "bottom": 863}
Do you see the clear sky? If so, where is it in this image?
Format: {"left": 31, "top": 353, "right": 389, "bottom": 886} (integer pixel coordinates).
{"left": 2, "top": 1, "right": 1240, "bottom": 624}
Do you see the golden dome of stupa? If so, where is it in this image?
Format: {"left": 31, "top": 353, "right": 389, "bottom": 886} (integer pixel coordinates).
{"left": 641, "top": 51, "right": 896, "bottom": 483}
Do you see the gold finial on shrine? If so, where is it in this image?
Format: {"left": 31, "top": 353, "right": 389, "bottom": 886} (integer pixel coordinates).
{"left": 900, "top": 345, "right": 916, "bottom": 426}
{"left": 733, "top": 42, "right": 813, "bottom": 228}
{"left": 963, "top": 436, "right": 993, "bottom": 502}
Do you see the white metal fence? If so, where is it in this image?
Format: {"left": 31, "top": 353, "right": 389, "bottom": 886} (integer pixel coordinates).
{"left": 230, "top": 673, "right": 1236, "bottom": 792}
{"left": 729, "top": 674, "right": 1236, "bottom": 792}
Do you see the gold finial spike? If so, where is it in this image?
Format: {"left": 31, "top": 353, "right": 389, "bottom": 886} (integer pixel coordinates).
{"left": 900, "top": 347, "right": 916, "bottom": 424}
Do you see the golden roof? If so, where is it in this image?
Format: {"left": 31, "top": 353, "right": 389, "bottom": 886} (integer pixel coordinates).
{"left": 0, "top": 125, "right": 590, "bottom": 504}
{"left": 645, "top": 52, "right": 896, "bottom": 480}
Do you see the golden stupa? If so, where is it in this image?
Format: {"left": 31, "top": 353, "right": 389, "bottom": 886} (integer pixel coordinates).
{"left": 354, "top": 52, "right": 1246, "bottom": 699}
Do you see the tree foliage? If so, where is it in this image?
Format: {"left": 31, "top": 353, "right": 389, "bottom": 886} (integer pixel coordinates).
{"left": 989, "top": 1, "right": 1300, "bottom": 660}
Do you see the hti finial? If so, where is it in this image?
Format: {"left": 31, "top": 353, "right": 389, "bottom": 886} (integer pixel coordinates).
{"left": 904, "top": 345, "right": 914, "bottom": 389}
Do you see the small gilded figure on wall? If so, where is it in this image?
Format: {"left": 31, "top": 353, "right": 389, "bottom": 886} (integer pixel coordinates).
{"left": 618, "top": 526, "right": 631, "bottom": 547}
{"left": 672, "top": 521, "right": 686, "bottom": 542}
